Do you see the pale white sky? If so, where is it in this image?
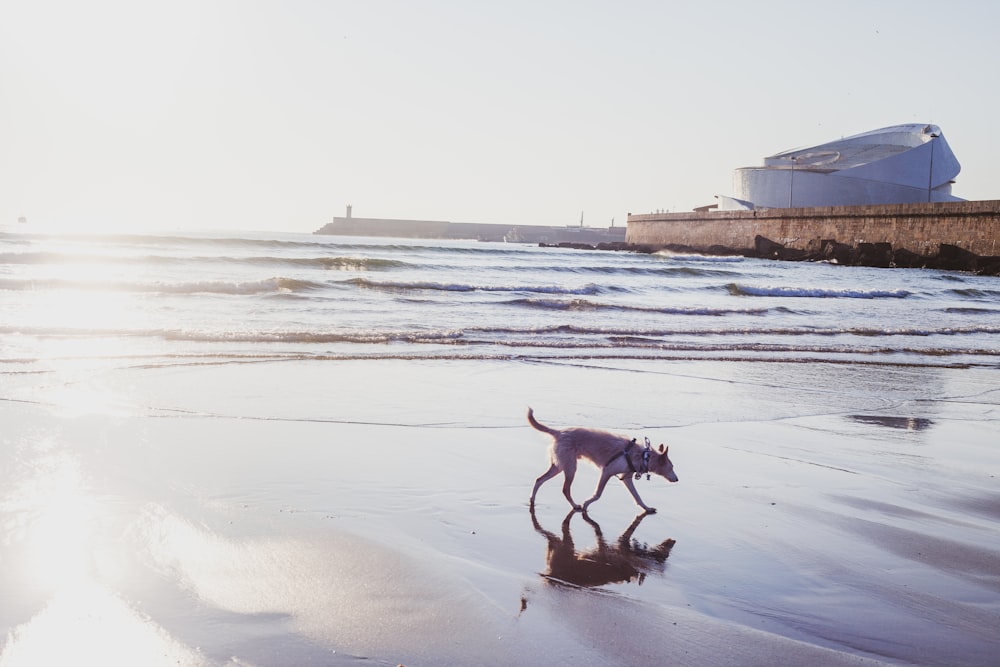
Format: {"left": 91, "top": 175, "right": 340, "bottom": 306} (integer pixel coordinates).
{"left": 1, "top": 1, "right": 997, "bottom": 232}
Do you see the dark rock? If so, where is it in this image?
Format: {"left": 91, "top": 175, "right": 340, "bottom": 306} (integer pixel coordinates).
{"left": 818, "top": 240, "right": 855, "bottom": 265}
{"left": 595, "top": 242, "right": 634, "bottom": 252}
{"left": 976, "top": 256, "right": 1000, "bottom": 276}
{"left": 539, "top": 242, "right": 598, "bottom": 250}
{"left": 929, "top": 244, "right": 979, "bottom": 272}
{"left": 855, "top": 242, "right": 894, "bottom": 268}
{"left": 751, "top": 236, "right": 813, "bottom": 261}
{"left": 754, "top": 235, "right": 785, "bottom": 259}
{"left": 891, "top": 248, "right": 928, "bottom": 269}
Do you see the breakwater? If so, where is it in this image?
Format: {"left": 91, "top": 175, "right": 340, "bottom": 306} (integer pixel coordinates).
{"left": 626, "top": 200, "right": 1000, "bottom": 274}
{"left": 315, "top": 216, "right": 626, "bottom": 244}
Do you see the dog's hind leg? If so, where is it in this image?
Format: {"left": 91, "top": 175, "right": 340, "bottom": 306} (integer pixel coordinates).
{"left": 530, "top": 463, "right": 561, "bottom": 507}
{"left": 559, "top": 459, "right": 582, "bottom": 511}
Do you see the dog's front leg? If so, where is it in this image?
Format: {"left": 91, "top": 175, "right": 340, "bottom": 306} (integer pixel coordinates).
{"left": 581, "top": 470, "right": 616, "bottom": 512}
{"left": 620, "top": 476, "right": 655, "bottom": 513}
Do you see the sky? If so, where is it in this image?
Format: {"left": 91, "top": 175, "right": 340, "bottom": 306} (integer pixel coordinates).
{"left": 1, "top": 0, "right": 998, "bottom": 233}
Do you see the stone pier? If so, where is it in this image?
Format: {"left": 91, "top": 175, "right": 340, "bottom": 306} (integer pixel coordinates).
{"left": 627, "top": 200, "right": 1000, "bottom": 257}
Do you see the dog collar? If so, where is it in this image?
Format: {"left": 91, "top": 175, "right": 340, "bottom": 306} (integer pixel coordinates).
{"left": 636, "top": 438, "right": 652, "bottom": 480}
{"left": 609, "top": 437, "right": 652, "bottom": 480}
{"left": 638, "top": 445, "right": 651, "bottom": 479}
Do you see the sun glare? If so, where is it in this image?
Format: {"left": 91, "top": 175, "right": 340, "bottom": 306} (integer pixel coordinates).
{"left": 1, "top": 447, "right": 205, "bottom": 666}
{"left": 8, "top": 451, "right": 95, "bottom": 592}
{"left": 0, "top": 581, "right": 207, "bottom": 667}
{"left": 18, "top": 258, "right": 146, "bottom": 415}
{"left": 29, "top": 280, "right": 135, "bottom": 338}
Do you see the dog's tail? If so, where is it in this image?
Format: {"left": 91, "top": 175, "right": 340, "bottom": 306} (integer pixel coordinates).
{"left": 527, "top": 407, "right": 560, "bottom": 436}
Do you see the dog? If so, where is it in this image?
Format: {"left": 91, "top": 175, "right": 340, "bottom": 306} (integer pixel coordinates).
{"left": 527, "top": 408, "right": 678, "bottom": 513}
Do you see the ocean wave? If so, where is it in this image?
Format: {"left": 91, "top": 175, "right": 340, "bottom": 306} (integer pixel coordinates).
{"left": 260, "top": 256, "right": 404, "bottom": 271}
{"left": 519, "top": 263, "right": 741, "bottom": 277}
{"left": 949, "top": 287, "right": 1000, "bottom": 299}
{"left": 344, "top": 277, "right": 605, "bottom": 295}
{"left": 503, "top": 297, "right": 769, "bottom": 316}
{"left": 12, "top": 232, "right": 345, "bottom": 252}
{"left": 0, "top": 276, "right": 325, "bottom": 295}
{"left": 6, "top": 350, "right": 984, "bottom": 371}
{"left": 8, "top": 322, "right": 999, "bottom": 343}
{"left": 728, "top": 284, "right": 911, "bottom": 299}
{"left": 162, "top": 329, "right": 467, "bottom": 344}
{"left": 6, "top": 324, "right": 999, "bottom": 369}
{"left": 653, "top": 249, "right": 746, "bottom": 261}
{"left": 0, "top": 251, "right": 73, "bottom": 264}
{"left": 943, "top": 307, "right": 1000, "bottom": 315}
{"left": 165, "top": 277, "right": 327, "bottom": 295}
{"left": 458, "top": 324, "right": 1000, "bottom": 339}
{"left": 0, "top": 250, "right": 406, "bottom": 272}
{"left": 0, "top": 325, "right": 466, "bottom": 345}
{"left": 3, "top": 230, "right": 528, "bottom": 257}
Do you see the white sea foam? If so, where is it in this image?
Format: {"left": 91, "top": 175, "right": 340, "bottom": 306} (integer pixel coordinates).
{"left": 729, "top": 283, "right": 911, "bottom": 299}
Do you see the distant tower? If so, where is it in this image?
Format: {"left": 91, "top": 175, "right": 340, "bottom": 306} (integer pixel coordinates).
{"left": 346, "top": 204, "right": 352, "bottom": 220}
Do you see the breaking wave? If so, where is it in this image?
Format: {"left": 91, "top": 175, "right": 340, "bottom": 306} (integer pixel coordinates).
{"left": 0, "top": 276, "right": 326, "bottom": 295}
{"left": 0, "top": 251, "right": 405, "bottom": 272}
{"left": 728, "top": 284, "right": 911, "bottom": 299}
{"left": 503, "top": 297, "right": 770, "bottom": 316}
{"left": 344, "top": 277, "right": 608, "bottom": 295}
{"left": 7, "top": 322, "right": 999, "bottom": 345}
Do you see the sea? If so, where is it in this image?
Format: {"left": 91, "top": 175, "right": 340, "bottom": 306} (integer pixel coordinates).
{"left": 2, "top": 228, "right": 1000, "bottom": 373}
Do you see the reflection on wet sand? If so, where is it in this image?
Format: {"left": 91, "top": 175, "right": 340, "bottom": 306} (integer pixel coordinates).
{"left": 530, "top": 508, "right": 675, "bottom": 588}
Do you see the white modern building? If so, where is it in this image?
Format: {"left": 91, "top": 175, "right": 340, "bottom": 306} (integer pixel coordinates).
{"left": 719, "top": 124, "right": 963, "bottom": 210}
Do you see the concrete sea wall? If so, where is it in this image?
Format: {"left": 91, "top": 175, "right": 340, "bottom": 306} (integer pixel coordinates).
{"left": 626, "top": 200, "right": 1000, "bottom": 258}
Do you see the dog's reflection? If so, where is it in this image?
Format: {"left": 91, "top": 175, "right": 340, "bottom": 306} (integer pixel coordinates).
{"left": 530, "top": 508, "right": 676, "bottom": 588}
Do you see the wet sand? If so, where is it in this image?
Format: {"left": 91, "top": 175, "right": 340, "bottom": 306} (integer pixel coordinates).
{"left": 1, "top": 358, "right": 999, "bottom": 666}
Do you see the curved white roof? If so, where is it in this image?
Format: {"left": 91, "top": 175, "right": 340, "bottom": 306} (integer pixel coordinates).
{"left": 723, "top": 124, "right": 963, "bottom": 210}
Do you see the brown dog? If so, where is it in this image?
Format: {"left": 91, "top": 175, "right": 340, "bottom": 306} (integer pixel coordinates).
{"left": 527, "top": 408, "right": 678, "bottom": 513}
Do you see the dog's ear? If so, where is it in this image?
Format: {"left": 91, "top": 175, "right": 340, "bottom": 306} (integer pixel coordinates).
{"left": 658, "top": 444, "right": 666, "bottom": 454}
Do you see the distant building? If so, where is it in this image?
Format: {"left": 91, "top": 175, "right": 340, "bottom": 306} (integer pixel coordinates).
{"left": 718, "top": 124, "right": 963, "bottom": 210}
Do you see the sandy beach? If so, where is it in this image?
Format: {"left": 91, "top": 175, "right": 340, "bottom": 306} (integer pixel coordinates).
{"left": 1, "top": 356, "right": 999, "bottom": 666}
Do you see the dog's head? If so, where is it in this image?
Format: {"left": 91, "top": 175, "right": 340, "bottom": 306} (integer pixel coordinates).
{"left": 652, "top": 444, "right": 679, "bottom": 483}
